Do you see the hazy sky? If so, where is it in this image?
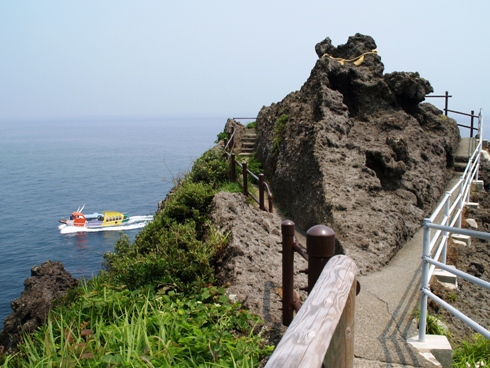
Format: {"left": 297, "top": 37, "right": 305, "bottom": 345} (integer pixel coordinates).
{"left": 1, "top": 1, "right": 488, "bottom": 124}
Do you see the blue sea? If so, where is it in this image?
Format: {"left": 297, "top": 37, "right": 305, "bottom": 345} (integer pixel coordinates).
{"left": 0, "top": 117, "right": 226, "bottom": 329}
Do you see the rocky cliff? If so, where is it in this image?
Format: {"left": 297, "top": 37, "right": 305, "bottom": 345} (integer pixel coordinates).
{"left": 254, "top": 34, "right": 460, "bottom": 273}
{"left": 0, "top": 261, "right": 78, "bottom": 354}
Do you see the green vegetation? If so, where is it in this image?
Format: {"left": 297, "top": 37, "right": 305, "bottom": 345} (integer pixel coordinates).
{"left": 215, "top": 131, "right": 229, "bottom": 144}
{"left": 246, "top": 121, "right": 257, "bottom": 129}
{"left": 413, "top": 309, "right": 451, "bottom": 338}
{"left": 246, "top": 153, "right": 264, "bottom": 180}
{"left": 272, "top": 114, "right": 288, "bottom": 155}
{"left": 453, "top": 333, "right": 490, "bottom": 367}
{"left": 1, "top": 147, "right": 272, "bottom": 367}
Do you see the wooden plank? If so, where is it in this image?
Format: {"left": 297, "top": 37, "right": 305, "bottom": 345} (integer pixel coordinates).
{"left": 265, "top": 255, "right": 357, "bottom": 368}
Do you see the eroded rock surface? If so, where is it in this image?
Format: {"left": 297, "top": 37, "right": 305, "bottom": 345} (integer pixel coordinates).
{"left": 209, "top": 191, "right": 307, "bottom": 343}
{"left": 254, "top": 34, "right": 460, "bottom": 273}
{"left": 0, "top": 261, "right": 78, "bottom": 354}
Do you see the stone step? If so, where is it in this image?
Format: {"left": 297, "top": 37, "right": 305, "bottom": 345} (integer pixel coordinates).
{"left": 454, "top": 162, "right": 467, "bottom": 172}
{"left": 433, "top": 266, "right": 458, "bottom": 289}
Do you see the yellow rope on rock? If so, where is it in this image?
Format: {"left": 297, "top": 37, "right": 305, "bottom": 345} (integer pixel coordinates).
{"left": 326, "top": 49, "right": 378, "bottom": 66}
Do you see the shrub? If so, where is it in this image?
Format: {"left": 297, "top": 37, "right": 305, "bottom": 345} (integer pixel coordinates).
{"left": 246, "top": 121, "right": 257, "bottom": 129}
{"left": 272, "top": 114, "right": 288, "bottom": 155}
{"left": 188, "top": 148, "right": 228, "bottom": 188}
{"left": 215, "top": 130, "right": 229, "bottom": 144}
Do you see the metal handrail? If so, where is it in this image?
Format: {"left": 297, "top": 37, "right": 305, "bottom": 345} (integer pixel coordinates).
{"left": 418, "top": 110, "right": 486, "bottom": 342}
{"left": 426, "top": 91, "right": 480, "bottom": 137}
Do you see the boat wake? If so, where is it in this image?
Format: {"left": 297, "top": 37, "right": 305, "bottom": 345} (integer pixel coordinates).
{"left": 58, "top": 215, "right": 153, "bottom": 234}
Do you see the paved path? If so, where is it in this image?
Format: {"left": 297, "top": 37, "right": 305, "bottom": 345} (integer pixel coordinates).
{"left": 268, "top": 138, "right": 476, "bottom": 366}
{"left": 352, "top": 138, "right": 476, "bottom": 367}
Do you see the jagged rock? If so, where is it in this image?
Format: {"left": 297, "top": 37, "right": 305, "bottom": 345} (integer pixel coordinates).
{"left": 255, "top": 34, "right": 460, "bottom": 274}
{"left": 208, "top": 191, "right": 307, "bottom": 344}
{"left": 0, "top": 261, "right": 78, "bottom": 354}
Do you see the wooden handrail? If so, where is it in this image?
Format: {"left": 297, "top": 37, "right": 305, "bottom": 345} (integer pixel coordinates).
{"left": 224, "top": 125, "right": 274, "bottom": 212}
{"left": 265, "top": 255, "right": 358, "bottom": 367}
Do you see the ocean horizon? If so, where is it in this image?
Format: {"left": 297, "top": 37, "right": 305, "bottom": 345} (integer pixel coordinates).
{"left": 0, "top": 116, "right": 230, "bottom": 329}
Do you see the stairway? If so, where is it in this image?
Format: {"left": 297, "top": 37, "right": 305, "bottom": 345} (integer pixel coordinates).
{"left": 454, "top": 137, "right": 476, "bottom": 172}
{"left": 240, "top": 128, "right": 257, "bottom": 156}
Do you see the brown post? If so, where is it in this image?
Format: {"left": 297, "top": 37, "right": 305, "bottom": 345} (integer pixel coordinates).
{"left": 230, "top": 154, "right": 236, "bottom": 182}
{"left": 230, "top": 125, "right": 235, "bottom": 151}
{"left": 444, "top": 91, "right": 449, "bottom": 116}
{"left": 470, "top": 110, "right": 475, "bottom": 138}
{"left": 282, "top": 220, "right": 296, "bottom": 326}
{"left": 306, "top": 225, "right": 335, "bottom": 292}
{"left": 242, "top": 161, "right": 248, "bottom": 196}
{"left": 259, "top": 174, "right": 265, "bottom": 210}
{"left": 324, "top": 276, "right": 357, "bottom": 367}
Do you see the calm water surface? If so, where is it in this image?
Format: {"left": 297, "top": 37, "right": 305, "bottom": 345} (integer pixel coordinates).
{"left": 0, "top": 117, "right": 226, "bottom": 328}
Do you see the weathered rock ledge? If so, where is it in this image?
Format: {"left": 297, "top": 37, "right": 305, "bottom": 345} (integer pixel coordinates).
{"left": 0, "top": 261, "right": 78, "bottom": 354}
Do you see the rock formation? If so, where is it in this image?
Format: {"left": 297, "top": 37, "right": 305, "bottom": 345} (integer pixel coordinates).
{"left": 0, "top": 261, "right": 78, "bottom": 354}
{"left": 254, "top": 34, "right": 460, "bottom": 273}
{"left": 208, "top": 191, "right": 308, "bottom": 343}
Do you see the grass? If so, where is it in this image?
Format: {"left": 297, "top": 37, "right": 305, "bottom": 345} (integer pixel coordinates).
{"left": 453, "top": 333, "right": 490, "bottom": 367}
{"left": 0, "top": 146, "right": 273, "bottom": 367}
{"left": 4, "top": 285, "right": 271, "bottom": 367}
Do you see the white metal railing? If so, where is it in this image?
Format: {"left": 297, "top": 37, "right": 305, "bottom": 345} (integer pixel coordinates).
{"left": 418, "top": 110, "right": 488, "bottom": 341}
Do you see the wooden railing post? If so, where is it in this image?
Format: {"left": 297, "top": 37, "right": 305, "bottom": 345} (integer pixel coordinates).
{"left": 259, "top": 173, "right": 265, "bottom": 211}
{"left": 470, "top": 110, "right": 475, "bottom": 138}
{"left": 281, "top": 220, "right": 296, "bottom": 326}
{"left": 242, "top": 161, "right": 248, "bottom": 196}
{"left": 229, "top": 125, "right": 235, "bottom": 150}
{"left": 323, "top": 276, "right": 357, "bottom": 367}
{"left": 230, "top": 154, "right": 236, "bottom": 182}
{"left": 265, "top": 255, "right": 358, "bottom": 367}
{"left": 444, "top": 91, "right": 449, "bottom": 116}
{"left": 306, "top": 225, "right": 336, "bottom": 292}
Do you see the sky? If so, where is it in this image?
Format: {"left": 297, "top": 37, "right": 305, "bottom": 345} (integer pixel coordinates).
{"left": 0, "top": 1, "right": 489, "bottom": 127}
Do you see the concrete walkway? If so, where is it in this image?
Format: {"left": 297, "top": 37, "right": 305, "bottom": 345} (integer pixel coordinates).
{"left": 353, "top": 138, "right": 477, "bottom": 367}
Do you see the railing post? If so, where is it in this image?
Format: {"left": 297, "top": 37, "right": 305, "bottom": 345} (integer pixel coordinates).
{"left": 470, "top": 110, "right": 475, "bottom": 138}
{"left": 242, "top": 161, "right": 248, "bottom": 197}
{"left": 282, "top": 220, "right": 296, "bottom": 326}
{"left": 444, "top": 91, "right": 449, "bottom": 116}
{"left": 324, "top": 275, "right": 357, "bottom": 367}
{"left": 230, "top": 125, "right": 235, "bottom": 151}
{"left": 442, "top": 192, "right": 450, "bottom": 265}
{"left": 306, "top": 225, "right": 336, "bottom": 292}
{"left": 259, "top": 174, "right": 265, "bottom": 211}
{"left": 458, "top": 176, "right": 464, "bottom": 228}
{"left": 230, "top": 154, "right": 236, "bottom": 182}
{"left": 419, "top": 219, "right": 431, "bottom": 342}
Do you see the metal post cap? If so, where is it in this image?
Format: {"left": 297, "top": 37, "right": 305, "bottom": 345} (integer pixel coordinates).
{"left": 306, "top": 224, "right": 335, "bottom": 257}
{"left": 306, "top": 224, "right": 335, "bottom": 237}
{"left": 281, "top": 220, "right": 295, "bottom": 235}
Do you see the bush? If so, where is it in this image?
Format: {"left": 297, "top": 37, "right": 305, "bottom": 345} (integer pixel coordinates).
{"left": 272, "top": 114, "right": 288, "bottom": 155}
{"left": 215, "top": 130, "right": 228, "bottom": 144}
{"left": 188, "top": 148, "right": 228, "bottom": 188}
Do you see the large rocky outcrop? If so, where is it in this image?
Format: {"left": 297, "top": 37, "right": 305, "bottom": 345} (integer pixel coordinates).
{"left": 0, "top": 261, "right": 78, "bottom": 354}
{"left": 255, "top": 34, "right": 460, "bottom": 273}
